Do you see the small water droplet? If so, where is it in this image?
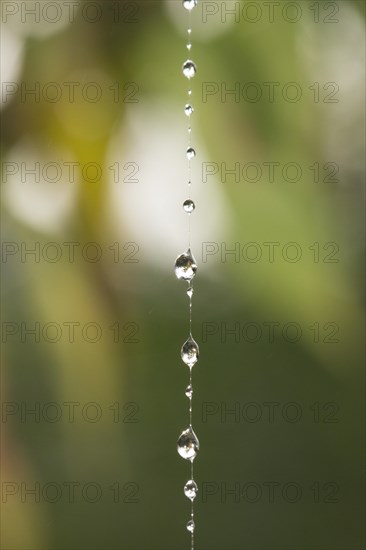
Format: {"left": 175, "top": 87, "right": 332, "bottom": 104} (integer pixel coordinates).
{"left": 186, "top": 519, "right": 195, "bottom": 533}
{"left": 186, "top": 147, "right": 196, "bottom": 160}
{"left": 188, "top": 126, "right": 192, "bottom": 133}
{"left": 175, "top": 249, "right": 197, "bottom": 281}
{"left": 183, "top": 0, "right": 197, "bottom": 10}
{"left": 188, "top": 89, "right": 192, "bottom": 96}
{"left": 184, "top": 104, "right": 194, "bottom": 116}
{"left": 185, "top": 384, "right": 193, "bottom": 398}
{"left": 188, "top": 28, "right": 192, "bottom": 34}
{"left": 183, "top": 199, "right": 195, "bottom": 213}
{"left": 187, "top": 43, "right": 192, "bottom": 51}
{"left": 184, "top": 479, "right": 198, "bottom": 501}
{"left": 181, "top": 335, "right": 199, "bottom": 367}
{"left": 177, "top": 427, "right": 199, "bottom": 460}
{"left": 182, "top": 60, "right": 197, "bottom": 79}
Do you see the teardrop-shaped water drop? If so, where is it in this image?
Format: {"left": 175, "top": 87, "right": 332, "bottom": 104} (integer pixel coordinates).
{"left": 183, "top": 199, "right": 195, "bottom": 213}
{"left": 184, "top": 479, "right": 198, "bottom": 501}
{"left": 186, "top": 147, "right": 196, "bottom": 160}
{"left": 181, "top": 335, "right": 199, "bottom": 367}
{"left": 182, "top": 60, "right": 197, "bottom": 79}
{"left": 185, "top": 384, "right": 193, "bottom": 398}
{"left": 187, "top": 286, "right": 194, "bottom": 299}
{"left": 186, "top": 519, "right": 195, "bottom": 533}
{"left": 183, "top": 0, "right": 197, "bottom": 11}
{"left": 184, "top": 104, "right": 194, "bottom": 116}
{"left": 177, "top": 427, "right": 199, "bottom": 460}
{"left": 174, "top": 249, "right": 197, "bottom": 282}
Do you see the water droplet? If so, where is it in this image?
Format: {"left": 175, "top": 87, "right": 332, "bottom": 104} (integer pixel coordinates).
{"left": 188, "top": 126, "right": 192, "bottom": 133}
{"left": 177, "top": 427, "right": 199, "bottom": 460}
{"left": 184, "top": 480, "right": 198, "bottom": 501}
{"left": 181, "top": 335, "right": 199, "bottom": 367}
{"left": 185, "top": 384, "right": 193, "bottom": 398}
{"left": 186, "top": 147, "right": 196, "bottom": 160}
{"left": 183, "top": 199, "right": 195, "bottom": 213}
{"left": 187, "top": 43, "right": 192, "bottom": 51}
{"left": 175, "top": 249, "right": 197, "bottom": 282}
{"left": 187, "top": 287, "right": 194, "bottom": 299}
{"left": 186, "top": 519, "right": 195, "bottom": 533}
{"left": 182, "top": 60, "right": 197, "bottom": 79}
{"left": 188, "top": 28, "right": 192, "bottom": 34}
{"left": 188, "top": 90, "right": 192, "bottom": 96}
{"left": 183, "top": 0, "right": 197, "bottom": 11}
{"left": 184, "top": 104, "right": 194, "bottom": 116}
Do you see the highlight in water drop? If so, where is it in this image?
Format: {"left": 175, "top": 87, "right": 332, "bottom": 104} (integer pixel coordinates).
{"left": 183, "top": 0, "right": 197, "bottom": 10}
{"left": 184, "top": 479, "right": 198, "bottom": 501}
{"left": 184, "top": 104, "right": 194, "bottom": 116}
{"left": 181, "top": 335, "right": 199, "bottom": 367}
{"left": 182, "top": 60, "right": 197, "bottom": 79}
{"left": 174, "top": 249, "right": 197, "bottom": 282}
{"left": 177, "top": 426, "right": 199, "bottom": 460}
{"left": 183, "top": 199, "right": 195, "bottom": 213}
{"left": 185, "top": 384, "right": 193, "bottom": 398}
{"left": 186, "top": 147, "right": 196, "bottom": 160}
{"left": 186, "top": 519, "right": 195, "bottom": 533}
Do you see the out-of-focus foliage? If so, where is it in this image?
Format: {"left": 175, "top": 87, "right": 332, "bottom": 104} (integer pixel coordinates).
{"left": 1, "top": 1, "right": 365, "bottom": 549}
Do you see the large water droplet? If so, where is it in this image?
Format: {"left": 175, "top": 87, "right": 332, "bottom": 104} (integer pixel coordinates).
{"left": 183, "top": 0, "right": 197, "bottom": 11}
{"left": 177, "top": 427, "right": 199, "bottom": 460}
{"left": 186, "top": 147, "right": 196, "bottom": 160}
{"left": 183, "top": 60, "right": 197, "bottom": 79}
{"left": 185, "top": 384, "right": 193, "bottom": 398}
{"left": 181, "top": 335, "right": 199, "bottom": 367}
{"left": 186, "top": 519, "right": 195, "bottom": 533}
{"left": 183, "top": 199, "right": 195, "bottom": 213}
{"left": 174, "top": 249, "right": 197, "bottom": 282}
{"left": 184, "top": 480, "right": 198, "bottom": 501}
{"left": 184, "top": 104, "right": 194, "bottom": 116}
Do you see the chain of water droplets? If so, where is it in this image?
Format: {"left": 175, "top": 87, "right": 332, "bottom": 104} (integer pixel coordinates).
{"left": 174, "top": 2, "right": 199, "bottom": 550}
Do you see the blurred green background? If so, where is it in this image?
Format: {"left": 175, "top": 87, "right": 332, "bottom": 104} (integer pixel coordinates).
{"left": 1, "top": 1, "right": 365, "bottom": 549}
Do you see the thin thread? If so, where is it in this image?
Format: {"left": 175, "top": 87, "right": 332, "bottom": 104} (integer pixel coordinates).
{"left": 190, "top": 464, "right": 194, "bottom": 550}
{"left": 186, "top": 8, "right": 196, "bottom": 550}
{"left": 189, "top": 368, "right": 193, "bottom": 426}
